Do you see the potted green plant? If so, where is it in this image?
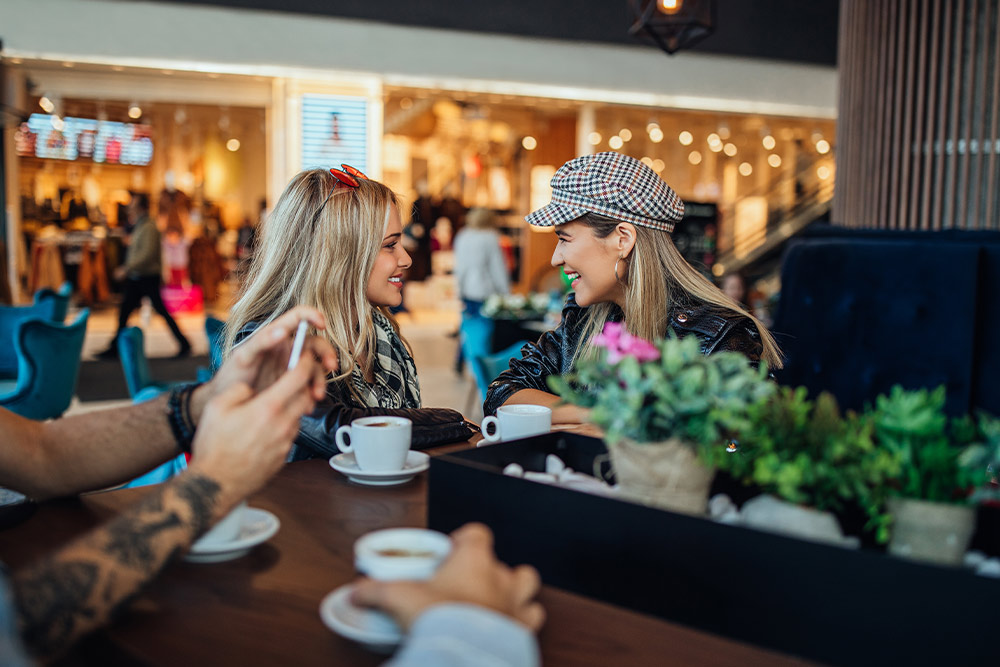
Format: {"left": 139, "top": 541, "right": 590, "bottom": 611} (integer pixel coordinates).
{"left": 481, "top": 292, "right": 552, "bottom": 320}
{"left": 717, "top": 386, "right": 900, "bottom": 545}
{"left": 548, "top": 323, "right": 774, "bottom": 515}
{"left": 873, "top": 385, "right": 982, "bottom": 566}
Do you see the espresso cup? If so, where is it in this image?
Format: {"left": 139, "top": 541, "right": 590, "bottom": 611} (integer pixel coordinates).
{"left": 480, "top": 404, "right": 552, "bottom": 443}
{"left": 194, "top": 501, "right": 247, "bottom": 548}
{"left": 335, "top": 416, "right": 412, "bottom": 472}
{"left": 351, "top": 528, "right": 452, "bottom": 638}
{"left": 354, "top": 528, "right": 452, "bottom": 581}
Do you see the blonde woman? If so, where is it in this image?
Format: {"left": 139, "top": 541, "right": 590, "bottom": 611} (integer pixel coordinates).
{"left": 225, "top": 166, "right": 473, "bottom": 460}
{"left": 484, "top": 152, "right": 782, "bottom": 423}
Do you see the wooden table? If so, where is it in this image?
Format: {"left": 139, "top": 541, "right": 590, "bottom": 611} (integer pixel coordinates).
{"left": 0, "top": 458, "right": 809, "bottom": 666}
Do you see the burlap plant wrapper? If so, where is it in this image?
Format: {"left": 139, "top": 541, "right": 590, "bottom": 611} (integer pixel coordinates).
{"left": 606, "top": 438, "right": 715, "bottom": 516}
{"left": 887, "top": 497, "right": 976, "bottom": 566}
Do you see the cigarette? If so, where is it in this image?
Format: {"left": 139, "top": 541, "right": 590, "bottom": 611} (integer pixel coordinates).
{"left": 287, "top": 320, "right": 309, "bottom": 370}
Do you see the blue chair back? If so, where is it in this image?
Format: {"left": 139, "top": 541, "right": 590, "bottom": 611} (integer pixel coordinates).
{"left": 205, "top": 316, "right": 226, "bottom": 372}
{"left": 0, "top": 309, "right": 89, "bottom": 420}
{"left": 33, "top": 282, "right": 72, "bottom": 322}
{"left": 117, "top": 327, "right": 169, "bottom": 399}
{"left": 0, "top": 283, "right": 72, "bottom": 378}
{"left": 460, "top": 313, "right": 494, "bottom": 387}
{"left": 472, "top": 340, "right": 530, "bottom": 401}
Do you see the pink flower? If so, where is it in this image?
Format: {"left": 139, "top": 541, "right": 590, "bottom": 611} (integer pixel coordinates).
{"left": 620, "top": 332, "right": 660, "bottom": 362}
{"left": 591, "top": 322, "right": 660, "bottom": 364}
{"left": 592, "top": 322, "right": 625, "bottom": 350}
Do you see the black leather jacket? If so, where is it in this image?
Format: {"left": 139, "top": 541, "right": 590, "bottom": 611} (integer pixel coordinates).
{"left": 236, "top": 321, "right": 474, "bottom": 461}
{"left": 483, "top": 294, "right": 764, "bottom": 416}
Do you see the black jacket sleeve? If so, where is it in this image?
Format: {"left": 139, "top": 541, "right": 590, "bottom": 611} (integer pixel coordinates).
{"left": 482, "top": 295, "right": 591, "bottom": 416}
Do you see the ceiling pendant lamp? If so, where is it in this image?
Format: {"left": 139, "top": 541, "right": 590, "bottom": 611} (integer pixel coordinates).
{"left": 627, "top": 0, "right": 716, "bottom": 56}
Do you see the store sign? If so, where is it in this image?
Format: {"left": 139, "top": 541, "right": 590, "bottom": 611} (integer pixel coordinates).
{"left": 300, "top": 94, "right": 367, "bottom": 172}
{"left": 15, "top": 114, "right": 154, "bottom": 165}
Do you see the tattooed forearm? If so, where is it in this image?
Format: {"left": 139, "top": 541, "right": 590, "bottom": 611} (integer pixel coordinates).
{"left": 12, "top": 472, "right": 224, "bottom": 657}
{"left": 172, "top": 474, "right": 221, "bottom": 537}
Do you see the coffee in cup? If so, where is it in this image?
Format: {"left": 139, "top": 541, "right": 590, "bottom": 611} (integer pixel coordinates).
{"left": 480, "top": 404, "right": 552, "bottom": 444}
{"left": 335, "top": 416, "right": 412, "bottom": 471}
{"left": 354, "top": 528, "right": 451, "bottom": 581}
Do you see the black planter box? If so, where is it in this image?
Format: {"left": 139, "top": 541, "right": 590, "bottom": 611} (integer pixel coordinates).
{"left": 427, "top": 433, "right": 997, "bottom": 667}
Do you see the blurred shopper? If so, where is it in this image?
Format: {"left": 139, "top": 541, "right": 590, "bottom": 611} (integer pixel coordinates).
{"left": 163, "top": 228, "right": 190, "bottom": 287}
{"left": 720, "top": 272, "right": 750, "bottom": 310}
{"left": 405, "top": 183, "right": 434, "bottom": 282}
{"left": 224, "top": 166, "right": 475, "bottom": 461}
{"left": 97, "top": 193, "right": 191, "bottom": 359}
{"left": 452, "top": 207, "right": 510, "bottom": 369}
{"left": 454, "top": 207, "right": 511, "bottom": 314}
{"left": 189, "top": 231, "right": 225, "bottom": 304}
{"left": 485, "top": 153, "right": 782, "bottom": 422}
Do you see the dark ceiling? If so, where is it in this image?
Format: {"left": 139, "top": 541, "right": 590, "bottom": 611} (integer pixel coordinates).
{"left": 144, "top": 0, "right": 839, "bottom": 66}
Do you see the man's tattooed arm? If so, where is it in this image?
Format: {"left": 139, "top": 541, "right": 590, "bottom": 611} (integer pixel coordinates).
{"left": 11, "top": 472, "right": 222, "bottom": 658}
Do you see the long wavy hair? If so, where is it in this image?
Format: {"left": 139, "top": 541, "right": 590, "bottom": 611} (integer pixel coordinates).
{"left": 224, "top": 169, "right": 408, "bottom": 395}
{"left": 571, "top": 213, "right": 783, "bottom": 369}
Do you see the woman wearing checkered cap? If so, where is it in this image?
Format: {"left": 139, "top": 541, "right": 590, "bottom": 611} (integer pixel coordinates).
{"left": 483, "top": 152, "right": 782, "bottom": 423}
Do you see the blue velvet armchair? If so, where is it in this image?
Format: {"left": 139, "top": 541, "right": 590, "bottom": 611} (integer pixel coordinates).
{"left": 0, "top": 282, "right": 72, "bottom": 378}
{"left": 0, "top": 309, "right": 89, "bottom": 420}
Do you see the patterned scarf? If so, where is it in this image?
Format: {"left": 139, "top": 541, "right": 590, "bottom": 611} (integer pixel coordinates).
{"left": 350, "top": 310, "right": 422, "bottom": 409}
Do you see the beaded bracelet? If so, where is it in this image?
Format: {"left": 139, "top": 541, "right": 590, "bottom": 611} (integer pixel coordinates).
{"left": 167, "top": 382, "right": 201, "bottom": 453}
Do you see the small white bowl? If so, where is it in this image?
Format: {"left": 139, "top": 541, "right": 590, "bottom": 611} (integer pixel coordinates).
{"left": 354, "top": 528, "right": 451, "bottom": 581}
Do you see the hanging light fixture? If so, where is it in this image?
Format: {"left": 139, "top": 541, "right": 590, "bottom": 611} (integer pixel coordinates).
{"left": 627, "top": 0, "right": 716, "bottom": 56}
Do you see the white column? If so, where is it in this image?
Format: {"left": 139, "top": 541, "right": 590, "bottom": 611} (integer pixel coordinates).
{"left": 266, "top": 78, "right": 288, "bottom": 209}
{"left": 576, "top": 104, "right": 596, "bottom": 157}
{"left": 3, "top": 67, "right": 25, "bottom": 302}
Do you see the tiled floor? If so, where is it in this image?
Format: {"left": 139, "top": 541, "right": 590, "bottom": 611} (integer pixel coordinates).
{"left": 68, "top": 279, "right": 483, "bottom": 421}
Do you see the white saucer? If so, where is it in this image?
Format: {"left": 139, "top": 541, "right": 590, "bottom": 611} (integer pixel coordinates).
{"left": 319, "top": 583, "right": 403, "bottom": 652}
{"left": 328, "top": 451, "right": 430, "bottom": 486}
{"left": 185, "top": 507, "right": 280, "bottom": 563}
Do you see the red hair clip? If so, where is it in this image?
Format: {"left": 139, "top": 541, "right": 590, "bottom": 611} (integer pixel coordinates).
{"left": 329, "top": 167, "right": 360, "bottom": 188}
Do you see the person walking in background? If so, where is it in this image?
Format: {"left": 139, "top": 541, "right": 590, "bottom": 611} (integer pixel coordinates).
{"left": 452, "top": 207, "right": 510, "bottom": 369}
{"left": 454, "top": 207, "right": 511, "bottom": 315}
{"left": 97, "top": 193, "right": 191, "bottom": 359}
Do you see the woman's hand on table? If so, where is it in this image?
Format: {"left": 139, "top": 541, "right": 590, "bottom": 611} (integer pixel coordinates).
{"left": 191, "top": 306, "right": 338, "bottom": 425}
{"left": 351, "top": 523, "right": 545, "bottom": 632}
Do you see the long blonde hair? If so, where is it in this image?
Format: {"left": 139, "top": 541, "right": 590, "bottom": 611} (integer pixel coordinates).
{"left": 224, "top": 168, "right": 408, "bottom": 391}
{"left": 571, "top": 213, "right": 783, "bottom": 369}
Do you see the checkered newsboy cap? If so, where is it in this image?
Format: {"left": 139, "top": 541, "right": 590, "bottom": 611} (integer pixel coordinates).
{"left": 525, "top": 152, "right": 684, "bottom": 232}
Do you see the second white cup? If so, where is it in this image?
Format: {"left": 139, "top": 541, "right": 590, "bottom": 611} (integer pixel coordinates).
{"left": 480, "top": 404, "right": 552, "bottom": 443}
{"left": 335, "top": 416, "right": 412, "bottom": 471}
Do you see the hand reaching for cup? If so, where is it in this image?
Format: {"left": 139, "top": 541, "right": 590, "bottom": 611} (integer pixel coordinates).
{"left": 350, "top": 523, "right": 545, "bottom": 633}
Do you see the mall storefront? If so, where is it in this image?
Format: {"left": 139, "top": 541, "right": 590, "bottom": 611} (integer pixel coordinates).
{"left": 0, "top": 0, "right": 838, "bottom": 304}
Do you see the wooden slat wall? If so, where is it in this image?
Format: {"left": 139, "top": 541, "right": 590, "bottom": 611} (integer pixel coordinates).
{"left": 835, "top": 0, "right": 1000, "bottom": 230}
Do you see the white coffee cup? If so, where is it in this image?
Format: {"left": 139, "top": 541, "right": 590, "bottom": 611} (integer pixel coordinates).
{"left": 354, "top": 528, "right": 452, "bottom": 581}
{"left": 480, "top": 404, "right": 552, "bottom": 443}
{"left": 351, "top": 528, "right": 452, "bottom": 638}
{"left": 194, "top": 501, "right": 247, "bottom": 548}
{"left": 335, "top": 416, "right": 412, "bottom": 472}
